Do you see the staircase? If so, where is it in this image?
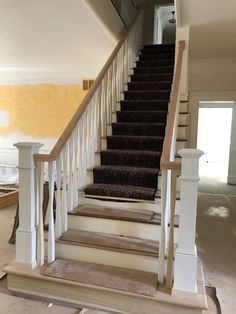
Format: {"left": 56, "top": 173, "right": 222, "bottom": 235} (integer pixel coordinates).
{"left": 41, "top": 43, "right": 177, "bottom": 294}
{"left": 84, "top": 44, "right": 174, "bottom": 202}
{"left": 6, "top": 10, "right": 206, "bottom": 314}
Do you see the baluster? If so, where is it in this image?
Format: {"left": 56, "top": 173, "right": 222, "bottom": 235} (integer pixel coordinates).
{"left": 82, "top": 115, "right": 87, "bottom": 186}
{"left": 48, "top": 161, "right": 55, "bottom": 263}
{"left": 96, "top": 88, "right": 102, "bottom": 152}
{"left": 68, "top": 136, "right": 74, "bottom": 212}
{"left": 78, "top": 119, "right": 84, "bottom": 189}
{"left": 112, "top": 60, "right": 117, "bottom": 113}
{"left": 73, "top": 126, "right": 79, "bottom": 208}
{"left": 62, "top": 144, "right": 68, "bottom": 232}
{"left": 36, "top": 161, "right": 44, "bottom": 266}
{"left": 55, "top": 155, "right": 62, "bottom": 238}
{"left": 166, "top": 170, "right": 177, "bottom": 290}
{"left": 87, "top": 104, "right": 92, "bottom": 169}
{"left": 158, "top": 168, "right": 167, "bottom": 283}
{"left": 90, "top": 99, "right": 96, "bottom": 167}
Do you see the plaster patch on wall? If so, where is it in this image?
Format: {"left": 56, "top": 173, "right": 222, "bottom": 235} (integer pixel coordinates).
{"left": 0, "top": 109, "right": 9, "bottom": 127}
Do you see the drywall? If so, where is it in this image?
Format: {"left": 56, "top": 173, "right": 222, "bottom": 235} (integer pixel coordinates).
{"left": 176, "top": 0, "right": 236, "bottom": 59}
{"left": 0, "top": 84, "right": 87, "bottom": 165}
{"left": 83, "top": 0, "right": 125, "bottom": 41}
{"left": 142, "top": 2, "right": 156, "bottom": 44}
{"left": 0, "top": 0, "right": 116, "bottom": 83}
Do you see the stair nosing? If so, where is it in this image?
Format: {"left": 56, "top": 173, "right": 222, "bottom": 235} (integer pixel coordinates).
{"left": 57, "top": 229, "right": 159, "bottom": 257}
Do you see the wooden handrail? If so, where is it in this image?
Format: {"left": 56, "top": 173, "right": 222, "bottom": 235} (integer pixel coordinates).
{"left": 34, "top": 9, "right": 142, "bottom": 163}
{"left": 160, "top": 40, "right": 185, "bottom": 171}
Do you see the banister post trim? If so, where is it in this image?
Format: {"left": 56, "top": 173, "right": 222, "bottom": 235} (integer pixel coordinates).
{"left": 173, "top": 148, "right": 203, "bottom": 294}
{"left": 14, "top": 142, "right": 43, "bottom": 268}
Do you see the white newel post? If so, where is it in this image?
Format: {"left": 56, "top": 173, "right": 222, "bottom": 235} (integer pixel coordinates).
{"left": 14, "top": 142, "right": 43, "bottom": 268}
{"left": 173, "top": 148, "right": 203, "bottom": 294}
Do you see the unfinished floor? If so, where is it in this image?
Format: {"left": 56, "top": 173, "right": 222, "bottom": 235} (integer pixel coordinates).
{"left": 0, "top": 179, "right": 235, "bottom": 313}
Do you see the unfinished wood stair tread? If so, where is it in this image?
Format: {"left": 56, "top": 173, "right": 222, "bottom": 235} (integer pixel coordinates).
{"left": 69, "top": 205, "right": 179, "bottom": 227}
{"left": 42, "top": 259, "right": 158, "bottom": 297}
{"left": 58, "top": 229, "right": 159, "bottom": 257}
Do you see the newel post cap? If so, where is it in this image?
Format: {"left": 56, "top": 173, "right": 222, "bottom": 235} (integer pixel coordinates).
{"left": 178, "top": 148, "right": 204, "bottom": 159}
{"left": 14, "top": 142, "right": 44, "bottom": 149}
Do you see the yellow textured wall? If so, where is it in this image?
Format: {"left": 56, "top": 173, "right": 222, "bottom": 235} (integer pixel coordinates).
{"left": 0, "top": 84, "right": 87, "bottom": 138}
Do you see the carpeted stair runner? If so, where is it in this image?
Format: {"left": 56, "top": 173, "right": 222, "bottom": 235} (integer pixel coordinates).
{"left": 84, "top": 44, "right": 175, "bottom": 201}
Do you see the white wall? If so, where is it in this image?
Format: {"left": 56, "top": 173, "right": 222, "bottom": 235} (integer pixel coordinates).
{"left": 0, "top": 0, "right": 116, "bottom": 84}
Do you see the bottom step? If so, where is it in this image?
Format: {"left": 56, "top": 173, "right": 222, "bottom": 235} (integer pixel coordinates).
{"left": 42, "top": 259, "right": 158, "bottom": 297}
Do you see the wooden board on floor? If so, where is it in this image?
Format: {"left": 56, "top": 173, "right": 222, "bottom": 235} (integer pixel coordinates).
{"left": 58, "top": 229, "right": 159, "bottom": 257}
{"left": 42, "top": 259, "right": 158, "bottom": 297}
{"left": 0, "top": 188, "right": 18, "bottom": 209}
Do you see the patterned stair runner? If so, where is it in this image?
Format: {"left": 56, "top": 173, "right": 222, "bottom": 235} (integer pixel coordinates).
{"left": 84, "top": 44, "right": 175, "bottom": 201}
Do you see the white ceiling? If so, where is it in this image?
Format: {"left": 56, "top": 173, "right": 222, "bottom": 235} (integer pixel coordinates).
{"left": 177, "top": 0, "right": 236, "bottom": 58}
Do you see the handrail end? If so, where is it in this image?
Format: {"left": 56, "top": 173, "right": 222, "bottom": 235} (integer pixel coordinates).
{"left": 160, "top": 160, "right": 182, "bottom": 171}
{"left": 34, "top": 153, "right": 56, "bottom": 163}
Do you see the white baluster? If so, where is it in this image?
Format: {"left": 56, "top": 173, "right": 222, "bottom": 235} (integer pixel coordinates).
{"left": 68, "top": 137, "right": 74, "bottom": 212}
{"left": 55, "top": 155, "right": 62, "bottom": 238}
{"left": 82, "top": 115, "right": 87, "bottom": 186}
{"left": 48, "top": 161, "right": 55, "bottom": 263}
{"left": 73, "top": 126, "right": 79, "bottom": 208}
{"left": 62, "top": 145, "right": 68, "bottom": 232}
{"left": 36, "top": 161, "right": 44, "bottom": 266}
{"left": 158, "top": 168, "right": 167, "bottom": 283}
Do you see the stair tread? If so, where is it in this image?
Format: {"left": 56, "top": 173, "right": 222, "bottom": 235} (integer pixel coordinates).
{"left": 108, "top": 135, "right": 164, "bottom": 139}
{"left": 84, "top": 183, "right": 156, "bottom": 201}
{"left": 94, "top": 165, "right": 159, "bottom": 173}
{"left": 42, "top": 258, "right": 158, "bottom": 296}
{"left": 59, "top": 229, "right": 159, "bottom": 257}
{"left": 101, "top": 149, "right": 162, "bottom": 155}
{"left": 70, "top": 205, "right": 179, "bottom": 226}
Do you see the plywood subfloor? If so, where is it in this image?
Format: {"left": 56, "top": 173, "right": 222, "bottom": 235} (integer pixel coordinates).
{"left": 42, "top": 259, "right": 158, "bottom": 297}
{"left": 59, "top": 229, "right": 159, "bottom": 257}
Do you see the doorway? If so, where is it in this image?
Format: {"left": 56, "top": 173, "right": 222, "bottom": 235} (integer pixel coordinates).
{"left": 197, "top": 102, "right": 233, "bottom": 184}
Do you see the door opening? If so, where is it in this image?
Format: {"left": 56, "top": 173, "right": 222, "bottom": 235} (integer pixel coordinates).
{"left": 197, "top": 103, "right": 233, "bottom": 183}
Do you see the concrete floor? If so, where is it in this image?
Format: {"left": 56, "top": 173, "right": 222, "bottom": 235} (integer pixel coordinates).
{"left": 0, "top": 179, "right": 236, "bottom": 313}
{"left": 197, "top": 177, "right": 236, "bottom": 314}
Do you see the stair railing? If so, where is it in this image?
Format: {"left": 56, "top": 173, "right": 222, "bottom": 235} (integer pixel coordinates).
{"left": 14, "top": 10, "right": 142, "bottom": 268}
{"left": 158, "top": 40, "right": 185, "bottom": 287}
{"left": 36, "top": 9, "right": 142, "bottom": 266}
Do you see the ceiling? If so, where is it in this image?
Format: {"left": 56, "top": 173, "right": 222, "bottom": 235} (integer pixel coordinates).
{"left": 177, "top": 0, "right": 236, "bottom": 59}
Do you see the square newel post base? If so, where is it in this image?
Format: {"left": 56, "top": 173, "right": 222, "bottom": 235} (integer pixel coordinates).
{"left": 16, "top": 229, "right": 37, "bottom": 269}
{"left": 173, "top": 247, "right": 198, "bottom": 295}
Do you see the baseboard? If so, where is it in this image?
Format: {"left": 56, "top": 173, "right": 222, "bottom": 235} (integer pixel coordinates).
{"left": 227, "top": 176, "right": 236, "bottom": 185}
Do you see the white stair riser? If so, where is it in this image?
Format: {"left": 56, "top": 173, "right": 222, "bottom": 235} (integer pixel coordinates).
{"left": 53, "top": 241, "right": 167, "bottom": 274}
{"left": 79, "top": 194, "right": 161, "bottom": 213}
{"left": 178, "top": 113, "right": 189, "bottom": 125}
{"left": 67, "top": 215, "right": 179, "bottom": 242}
{"left": 179, "top": 102, "right": 189, "bottom": 113}
{"left": 176, "top": 140, "right": 187, "bottom": 151}
{"left": 79, "top": 191, "right": 181, "bottom": 215}
{"left": 112, "top": 112, "right": 117, "bottom": 123}
{"left": 177, "top": 126, "right": 188, "bottom": 140}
